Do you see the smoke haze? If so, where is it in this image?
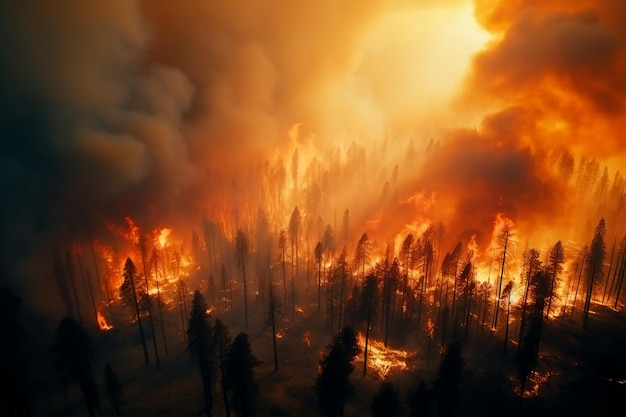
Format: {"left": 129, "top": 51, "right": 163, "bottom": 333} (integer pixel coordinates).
{"left": 1, "top": 0, "right": 624, "bottom": 317}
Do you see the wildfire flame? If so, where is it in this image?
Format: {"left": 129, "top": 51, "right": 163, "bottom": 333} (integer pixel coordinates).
{"left": 97, "top": 309, "right": 113, "bottom": 331}
{"left": 303, "top": 331, "right": 311, "bottom": 347}
{"left": 158, "top": 227, "right": 172, "bottom": 248}
{"left": 357, "top": 332, "right": 412, "bottom": 379}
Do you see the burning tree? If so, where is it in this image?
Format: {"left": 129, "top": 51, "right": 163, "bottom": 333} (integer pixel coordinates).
{"left": 492, "top": 216, "right": 515, "bottom": 330}
{"left": 545, "top": 241, "right": 565, "bottom": 317}
{"left": 359, "top": 273, "right": 380, "bottom": 376}
{"left": 583, "top": 217, "right": 606, "bottom": 326}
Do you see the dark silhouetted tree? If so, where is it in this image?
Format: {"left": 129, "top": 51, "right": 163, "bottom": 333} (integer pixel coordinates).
{"left": 435, "top": 342, "right": 463, "bottom": 417}
{"left": 407, "top": 379, "right": 431, "bottom": 417}
{"left": 612, "top": 235, "right": 626, "bottom": 309}
{"left": 315, "top": 326, "right": 360, "bottom": 417}
{"left": 493, "top": 218, "right": 514, "bottom": 330}
{"left": 399, "top": 233, "right": 414, "bottom": 329}
{"left": 371, "top": 381, "right": 401, "bottom": 417}
{"left": 360, "top": 274, "right": 380, "bottom": 376}
{"left": 546, "top": 241, "right": 564, "bottom": 317}
{"left": 583, "top": 218, "right": 606, "bottom": 326}
{"left": 214, "top": 319, "right": 231, "bottom": 417}
{"left": 289, "top": 206, "right": 301, "bottom": 320}
{"left": 382, "top": 259, "right": 399, "bottom": 346}
{"left": 150, "top": 249, "right": 168, "bottom": 358}
{"left": 235, "top": 230, "right": 250, "bottom": 330}
{"left": 354, "top": 233, "right": 370, "bottom": 287}
{"left": 226, "top": 332, "right": 260, "bottom": 417}
{"left": 220, "top": 264, "right": 230, "bottom": 312}
{"left": 518, "top": 249, "right": 541, "bottom": 351}
{"left": 517, "top": 320, "right": 540, "bottom": 398}
{"left": 104, "top": 362, "right": 122, "bottom": 417}
{"left": 139, "top": 236, "right": 159, "bottom": 368}
{"left": 279, "top": 230, "right": 288, "bottom": 311}
{"left": 188, "top": 291, "right": 216, "bottom": 417}
{"left": 266, "top": 272, "right": 283, "bottom": 371}
{"left": 502, "top": 280, "right": 514, "bottom": 355}
{"left": 119, "top": 257, "right": 149, "bottom": 365}
{"left": 49, "top": 318, "right": 99, "bottom": 417}
{"left": 316, "top": 240, "right": 323, "bottom": 311}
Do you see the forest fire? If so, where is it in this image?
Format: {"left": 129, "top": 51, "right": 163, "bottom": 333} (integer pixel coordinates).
{"left": 97, "top": 309, "right": 113, "bottom": 331}
{"left": 3, "top": 0, "right": 626, "bottom": 416}
{"left": 357, "top": 333, "right": 411, "bottom": 379}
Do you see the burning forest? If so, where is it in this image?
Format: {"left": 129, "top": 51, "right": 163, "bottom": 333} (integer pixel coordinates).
{"left": 2, "top": 1, "right": 626, "bottom": 417}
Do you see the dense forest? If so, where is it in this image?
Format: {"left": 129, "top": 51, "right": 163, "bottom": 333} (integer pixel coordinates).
{"left": 2, "top": 135, "right": 626, "bottom": 417}
{"left": 2, "top": 1, "right": 626, "bottom": 416}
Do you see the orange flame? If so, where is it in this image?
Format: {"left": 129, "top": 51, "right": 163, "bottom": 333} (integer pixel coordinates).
{"left": 97, "top": 309, "right": 113, "bottom": 331}
{"left": 157, "top": 227, "right": 172, "bottom": 248}
{"left": 357, "top": 332, "right": 412, "bottom": 379}
{"left": 303, "top": 331, "right": 312, "bottom": 347}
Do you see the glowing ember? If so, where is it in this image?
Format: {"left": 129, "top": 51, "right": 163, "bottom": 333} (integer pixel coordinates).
{"left": 512, "top": 371, "right": 559, "bottom": 398}
{"left": 357, "top": 332, "right": 412, "bottom": 379}
{"left": 303, "top": 331, "right": 311, "bottom": 347}
{"left": 425, "top": 317, "right": 435, "bottom": 339}
{"left": 205, "top": 306, "right": 216, "bottom": 315}
{"left": 275, "top": 331, "right": 284, "bottom": 339}
{"left": 294, "top": 305, "right": 304, "bottom": 314}
{"left": 97, "top": 309, "right": 113, "bottom": 331}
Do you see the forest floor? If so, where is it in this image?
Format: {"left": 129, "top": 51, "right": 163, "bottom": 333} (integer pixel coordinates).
{"left": 24, "top": 285, "right": 626, "bottom": 417}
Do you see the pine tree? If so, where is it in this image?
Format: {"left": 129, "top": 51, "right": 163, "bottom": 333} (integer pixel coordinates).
{"left": 214, "top": 319, "right": 232, "bottom": 417}
{"left": 226, "top": 332, "right": 260, "bottom": 417}
{"left": 315, "top": 326, "right": 360, "bottom": 417}
{"left": 119, "top": 257, "right": 149, "bottom": 365}
{"left": 584, "top": 218, "right": 606, "bottom": 326}
{"left": 187, "top": 291, "right": 216, "bottom": 417}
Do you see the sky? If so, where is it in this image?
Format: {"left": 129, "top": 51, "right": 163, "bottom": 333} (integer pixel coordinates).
{"left": 1, "top": 0, "right": 625, "bottom": 315}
